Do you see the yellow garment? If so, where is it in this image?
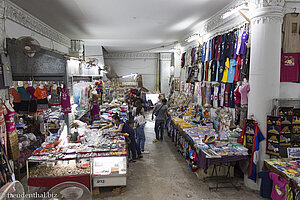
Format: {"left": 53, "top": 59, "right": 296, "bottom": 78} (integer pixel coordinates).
{"left": 221, "top": 58, "right": 230, "bottom": 82}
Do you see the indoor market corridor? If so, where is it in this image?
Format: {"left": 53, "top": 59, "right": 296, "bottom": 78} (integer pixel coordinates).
{"left": 94, "top": 113, "right": 263, "bottom": 200}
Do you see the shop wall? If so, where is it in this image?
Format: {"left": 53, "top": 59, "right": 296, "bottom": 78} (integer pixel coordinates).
{"left": 104, "top": 53, "right": 158, "bottom": 92}
{"left": 160, "top": 53, "right": 172, "bottom": 95}
{"left": 280, "top": 83, "right": 300, "bottom": 98}
{"left": 5, "top": 19, "right": 69, "bottom": 54}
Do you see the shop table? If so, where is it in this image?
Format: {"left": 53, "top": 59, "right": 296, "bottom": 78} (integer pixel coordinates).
{"left": 263, "top": 159, "right": 300, "bottom": 190}
{"left": 198, "top": 150, "right": 249, "bottom": 191}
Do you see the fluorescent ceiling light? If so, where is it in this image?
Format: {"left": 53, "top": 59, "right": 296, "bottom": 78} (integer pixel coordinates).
{"left": 222, "top": 3, "right": 248, "bottom": 19}
{"left": 122, "top": 73, "right": 137, "bottom": 78}
{"left": 185, "top": 33, "right": 201, "bottom": 43}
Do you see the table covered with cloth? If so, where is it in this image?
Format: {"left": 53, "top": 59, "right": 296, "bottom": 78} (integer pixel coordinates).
{"left": 198, "top": 150, "right": 249, "bottom": 174}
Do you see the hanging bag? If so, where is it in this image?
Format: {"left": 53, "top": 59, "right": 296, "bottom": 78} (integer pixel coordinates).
{"left": 154, "top": 105, "right": 163, "bottom": 117}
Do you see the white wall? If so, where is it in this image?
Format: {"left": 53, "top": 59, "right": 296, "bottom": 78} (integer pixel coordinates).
{"left": 280, "top": 82, "right": 300, "bottom": 98}
{"left": 160, "top": 53, "right": 172, "bottom": 95}
{"left": 104, "top": 53, "right": 158, "bottom": 91}
{"left": 5, "top": 19, "right": 69, "bottom": 54}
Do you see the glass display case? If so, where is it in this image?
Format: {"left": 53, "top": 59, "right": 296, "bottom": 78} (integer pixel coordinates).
{"left": 92, "top": 156, "right": 127, "bottom": 187}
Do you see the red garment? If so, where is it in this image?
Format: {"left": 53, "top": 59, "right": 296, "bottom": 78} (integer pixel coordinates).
{"left": 280, "top": 53, "right": 300, "bottom": 82}
{"left": 234, "top": 85, "right": 241, "bottom": 104}
{"left": 234, "top": 55, "right": 241, "bottom": 81}
{"left": 205, "top": 61, "right": 209, "bottom": 81}
{"left": 224, "top": 83, "right": 230, "bottom": 107}
{"left": 34, "top": 87, "right": 48, "bottom": 99}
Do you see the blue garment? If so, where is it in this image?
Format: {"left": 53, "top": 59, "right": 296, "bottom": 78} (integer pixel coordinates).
{"left": 155, "top": 120, "right": 165, "bottom": 140}
{"left": 249, "top": 125, "right": 265, "bottom": 182}
{"left": 208, "top": 39, "right": 213, "bottom": 61}
{"left": 17, "top": 87, "right": 31, "bottom": 100}
{"left": 227, "top": 59, "right": 237, "bottom": 83}
{"left": 220, "top": 35, "right": 226, "bottom": 61}
{"left": 258, "top": 171, "right": 273, "bottom": 199}
{"left": 201, "top": 42, "right": 207, "bottom": 62}
{"left": 216, "top": 61, "right": 219, "bottom": 82}
{"left": 136, "top": 123, "right": 145, "bottom": 151}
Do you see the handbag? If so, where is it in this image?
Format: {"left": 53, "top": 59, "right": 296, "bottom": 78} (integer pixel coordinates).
{"left": 154, "top": 105, "right": 163, "bottom": 116}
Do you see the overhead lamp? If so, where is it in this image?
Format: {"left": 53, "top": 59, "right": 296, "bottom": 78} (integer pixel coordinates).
{"left": 222, "top": 2, "right": 248, "bottom": 19}
{"left": 185, "top": 33, "right": 201, "bottom": 43}
{"left": 122, "top": 73, "right": 137, "bottom": 79}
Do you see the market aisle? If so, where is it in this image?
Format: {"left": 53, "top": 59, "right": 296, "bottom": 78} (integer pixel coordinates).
{"left": 95, "top": 113, "right": 263, "bottom": 200}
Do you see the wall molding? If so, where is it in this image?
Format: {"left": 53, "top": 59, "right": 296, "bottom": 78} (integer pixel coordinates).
{"left": 104, "top": 52, "right": 158, "bottom": 59}
{"left": 159, "top": 53, "right": 172, "bottom": 61}
{"left": 1, "top": 0, "right": 70, "bottom": 48}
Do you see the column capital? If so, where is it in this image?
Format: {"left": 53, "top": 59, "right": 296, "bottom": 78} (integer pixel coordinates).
{"left": 249, "top": 0, "right": 285, "bottom": 24}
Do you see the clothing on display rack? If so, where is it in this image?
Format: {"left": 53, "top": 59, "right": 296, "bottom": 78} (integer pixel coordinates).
{"left": 283, "top": 13, "right": 300, "bottom": 53}
{"left": 34, "top": 86, "right": 49, "bottom": 111}
{"left": 239, "top": 81, "right": 250, "bottom": 105}
{"left": 61, "top": 88, "right": 71, "bottom": 113}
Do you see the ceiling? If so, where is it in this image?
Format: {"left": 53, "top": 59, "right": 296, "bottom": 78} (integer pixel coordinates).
{"left": 10, "top": 0, "right": 233, "bottom": 52}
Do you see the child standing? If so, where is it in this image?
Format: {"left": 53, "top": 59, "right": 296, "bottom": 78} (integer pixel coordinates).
{"left": 134, "top": 107, "right": 146, "bottom": 153}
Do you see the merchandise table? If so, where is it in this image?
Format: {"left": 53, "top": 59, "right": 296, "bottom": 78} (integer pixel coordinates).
{"left": 263, "top": 158, "right": 300, "bottom": 190}
{"left": 170, "top": 119, "right": 249, "bottom": 190}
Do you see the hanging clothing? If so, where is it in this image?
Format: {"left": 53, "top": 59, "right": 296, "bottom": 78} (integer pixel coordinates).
{"left": 216, "top": 61, "right": 220, "bottom": 82}
{"left": 210, "top": 60, "right": 217, "bottom": 82}
{"left": 283, "top": 13, "right": 300, "bottom": 53}
{"left": 240, "top": 82, "right": 250, "bottom": 105}
{"left": 215, "top": 36, "right": 222, "bottom": 61}
{"left": 205, "top": 83, "right": 211, "bottom": 105}
{"left": 213, "top": 85, "right": 219, "bottom": 108}
{"left": 61, "top": 88, "right": 71, "bottom": 113}
{"left": 26, "top": 87, "right": 36, "bottom": 100}
{"left": 229, "top": 83, "right": 235, "bottom": 108}
{"left": 258, "top": 171, "right": 273, "bottom": 199}
{"left": 199, "top": 62, "right": 204, "bottom": 81}
{"left": 201, "top": 42, "right": 207, "bottom": 62}
{"left": 248, "top": 125, "right": 265, "bottom": 182}
{"left": 234, "top": 85, "right": 241, "bottom": 104}
{"left": 205, "top": 61, "right": 209, "bottom": 81}
{"left": 220, "top": 83, "right": 226, "bottom": 107}
{"left": 227, "top": 59, "right": 237, "bottom": 83}
{"left": 201, "top": 83, "right": 206, "bottom": 107}
{"left": 236, "top": 27, "right": 243, "bottom": 55}
{"left": 280, "top": 53, "right": 300, "bottom": 82}
{"left": 233, "top": 30, "right": 239, "bottom": 59}
{"left": 3, "top": 103, "right": 16, "bottom": 133}
{"left": 207, "top": 61, "right": 212, "bottom": 82}
{"left": 240, "top": 48, "right": 250, "bottom": 81}
{"left": 239, "top": 24, "right": 249, "bottom": 55}
{"left": 9, "top": 88, "right": 21, "bottom": 103}
{"left": 208, "top": 38, "right": 213, "bottom": 61}
{"left": 17, "top": 87, "right": 31, "bottom": 100}
{"left": 234, "top": 55, "right": 242, "bottom": 82}
{"left": 221, "top": 58, "right": 230, "bottom": 83}
{"left": 34, "top": 87, "right": 48, "bottom": 100}
{"left": 218, "top": 60, "right": 225, "bottom": 83}
{"left": 49, "top": 87, "right": 62, "bottom": 106}
{"left": 181, "top": 52, "right": 186, "bottom": 68}
{"left": 224, "top": 83, "right": 230, "bottom": 107}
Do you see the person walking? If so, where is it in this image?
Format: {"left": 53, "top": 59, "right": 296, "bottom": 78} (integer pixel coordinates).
{"left": 101, "top": 114, "right": 142, "bottom": 162}
{"left": 134, "top": 107, "right": 146, "bottom": 153}
{"left": 152, "top": 99, "right": 169, "bottom": 142}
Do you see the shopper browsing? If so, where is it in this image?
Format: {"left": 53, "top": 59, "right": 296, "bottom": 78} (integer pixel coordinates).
{"left": 152, "top": 99, "right": 170, "bottom": 142}
{"left": 134, "top": 107, "right": 146, "bottom": 153}
{"left": 101, "top": 114, "right": 143, "bottom": 162}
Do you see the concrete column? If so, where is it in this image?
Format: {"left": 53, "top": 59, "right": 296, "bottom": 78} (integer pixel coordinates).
{"left": 160, "top": 53, "right": 172, "bottom": 95}
{"left": 245, "top": 0, "right": 284, "bottom": 190}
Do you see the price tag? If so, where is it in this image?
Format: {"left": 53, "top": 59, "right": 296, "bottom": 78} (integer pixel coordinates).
{"left": 96, "top": 179, "right": 105, "bottom": 184}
